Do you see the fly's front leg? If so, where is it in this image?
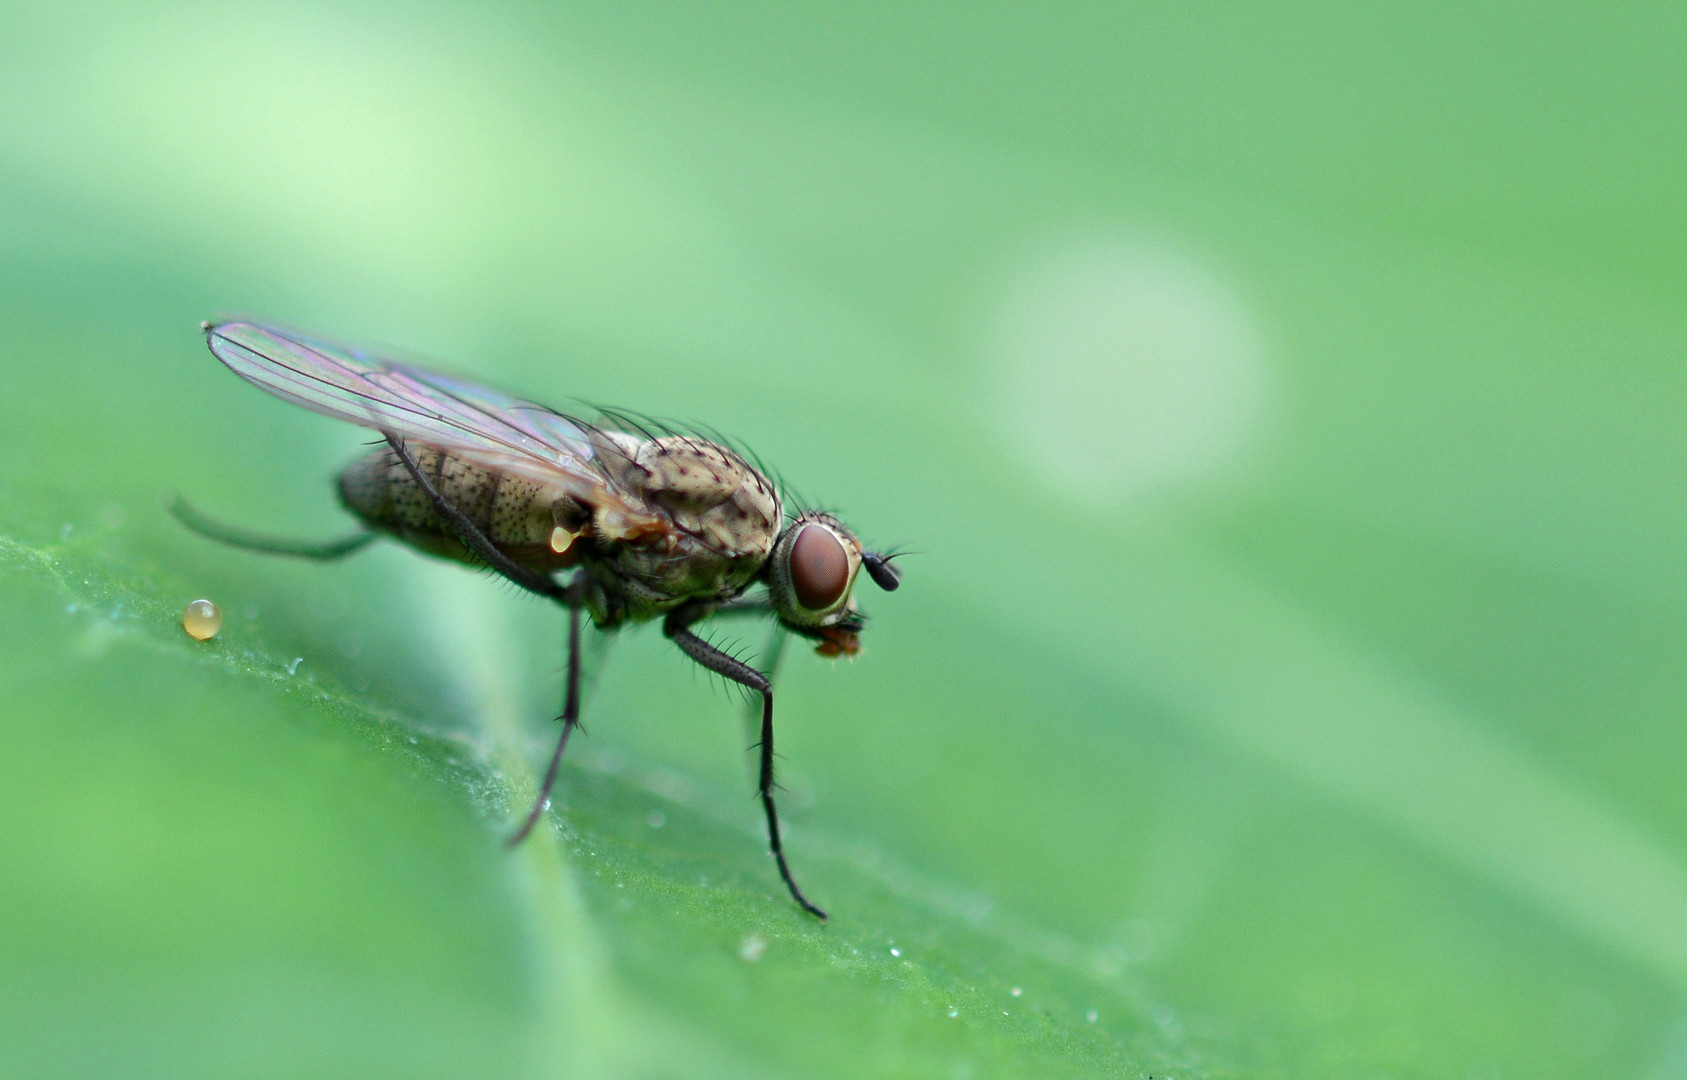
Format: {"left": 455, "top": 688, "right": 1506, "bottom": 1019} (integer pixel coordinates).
{"left": 507, "top": 575, "right": 587, "bottom": 846}
{"left": 740, "top": 623, "right": 788, "bottom": 783}
{"left": 384, "top": 434, "right": 570, "bottom": 604}
{"left": 692, "top": 596, "right": 788, "bottom": 787}
{"left": 664, "top": 604, "right": 827, "bottom": 922}
{"left": 709, "top": 596, "right": 773, "bottom": 620}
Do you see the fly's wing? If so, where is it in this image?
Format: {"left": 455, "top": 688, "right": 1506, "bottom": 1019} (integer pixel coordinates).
{"left": 206, "top": 321, "right": 646, "bottom": 517}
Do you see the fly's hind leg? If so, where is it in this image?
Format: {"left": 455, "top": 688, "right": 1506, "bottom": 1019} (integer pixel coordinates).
{"left": 167, "top": 494, "right": 375, "bottom": 560}
{"left": 664, "top": 603, "right": 827, "bottom": 922}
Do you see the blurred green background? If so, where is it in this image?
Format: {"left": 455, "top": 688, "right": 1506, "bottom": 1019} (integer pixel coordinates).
{"left": 3, "top": 3, "right": 1685, "bottom": 1077}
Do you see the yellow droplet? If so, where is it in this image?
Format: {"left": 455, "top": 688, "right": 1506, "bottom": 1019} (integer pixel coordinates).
{"left": 182, "top": 598, "right": 222, "bottom": 641}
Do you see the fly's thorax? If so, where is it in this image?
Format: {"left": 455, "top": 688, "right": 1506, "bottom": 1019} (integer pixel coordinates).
{"left": 766, "top": 513, "right": 866, "bottom": 641}
{"left": 577, "top": 431, "right": 783, "bottom": 621}
{"left": 581, "top": 527, "right": 775, "bottom": 623}
{"left": 587, "top": 431, "right": 781, "bottom": 557}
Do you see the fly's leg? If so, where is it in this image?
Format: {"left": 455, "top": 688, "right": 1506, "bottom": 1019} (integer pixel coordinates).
{"left": 383, "top": 435, "right": 570, "bottom": 603}
{"left": 711, "top": 593, "right": 785, "bottom": 753}
{"left": 381, "top": 437, "right": 589, "bottom": 844}
{"left": 507, "top": 579, "right": 586, "bottom": 846}
{"left": 575, "top": 625, "right": 617, "bottom": 713}
{"left": 167, "top": 494, "right": 375, "bottom": 560}
{"left": 739, "top": 623, "right": 788, "bottom": 786}
{"left": 710, "top": 596, "right": 773, "bottom": 619}
{"left": 664, "top": 604, "right": 827, "bottom": 922}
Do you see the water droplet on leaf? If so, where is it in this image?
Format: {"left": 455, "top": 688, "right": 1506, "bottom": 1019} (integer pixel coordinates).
{"left": 182, "top": 599, "right": 222, "bottom": 641}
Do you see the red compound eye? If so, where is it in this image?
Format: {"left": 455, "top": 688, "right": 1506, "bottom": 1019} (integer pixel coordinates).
{"left": 790, "top": 524, "right": 850, "bottom": 610}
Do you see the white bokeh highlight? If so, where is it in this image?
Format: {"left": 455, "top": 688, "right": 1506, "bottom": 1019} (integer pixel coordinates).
{"left": 992, "top": 233, "right": 1275, "bottom": 505}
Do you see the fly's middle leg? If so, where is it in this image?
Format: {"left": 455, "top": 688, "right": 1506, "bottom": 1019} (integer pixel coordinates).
{"left": 507, "top": 576, "right": 587, "bottom": 846}
{"left": 379, "top": 435, "right": 594, "bottom": 848}
{"left": 381, "top": 436, "right": 591, "bottom": 846}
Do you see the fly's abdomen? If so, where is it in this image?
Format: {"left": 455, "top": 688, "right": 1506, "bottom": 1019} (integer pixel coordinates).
{"left": 338, "top": 444, "right": 581, "bottom": 571}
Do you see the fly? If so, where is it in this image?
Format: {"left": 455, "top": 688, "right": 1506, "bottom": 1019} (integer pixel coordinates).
{"left": 171, "top": 320, "right": 902, "bottom": 921}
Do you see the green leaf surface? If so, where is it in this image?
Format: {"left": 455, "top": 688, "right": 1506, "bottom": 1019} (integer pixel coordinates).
{"left": 0, "top": 509, "right": 1201, "bottom": 1080}
{"left": 4, "top": 2, "right": 1686, "bottom": 1077}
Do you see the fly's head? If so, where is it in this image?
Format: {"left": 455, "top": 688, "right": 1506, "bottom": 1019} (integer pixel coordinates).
{"left": 765, "top": 511, "right": 901, "bottom": 656}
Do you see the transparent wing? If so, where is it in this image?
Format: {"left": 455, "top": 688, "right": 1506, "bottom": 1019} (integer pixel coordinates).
{"left": 206, "top": 321, "right": 641, "bottom": 514}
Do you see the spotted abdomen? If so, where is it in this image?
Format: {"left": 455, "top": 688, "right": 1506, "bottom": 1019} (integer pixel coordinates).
{"left": 337, "top": 443, "right": 583, "bottom": 573}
